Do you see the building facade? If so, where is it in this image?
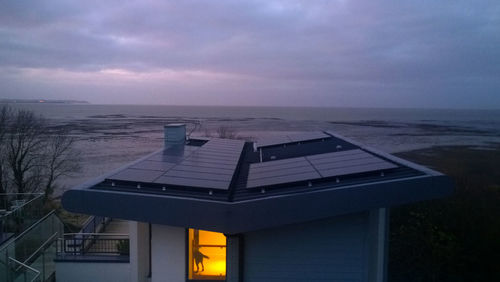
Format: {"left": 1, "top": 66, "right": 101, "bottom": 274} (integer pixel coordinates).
{"left": 60, "top": 125, "right": 453, "bottom": 282}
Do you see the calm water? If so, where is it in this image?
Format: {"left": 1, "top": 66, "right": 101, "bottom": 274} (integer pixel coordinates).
{"left": 9, "top": 103, "right": 500, "bottom": 123}
{"left": 5, "top": 103, "right": 500, "bottom": 191}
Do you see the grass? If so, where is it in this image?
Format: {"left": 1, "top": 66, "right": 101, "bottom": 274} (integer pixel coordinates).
{"left": 389, "top": 145, "right": 500, "bottom": 282}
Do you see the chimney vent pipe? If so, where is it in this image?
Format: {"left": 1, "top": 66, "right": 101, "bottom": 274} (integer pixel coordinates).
{"left": 164, "top": 124, "right": 186, "bottom": 147}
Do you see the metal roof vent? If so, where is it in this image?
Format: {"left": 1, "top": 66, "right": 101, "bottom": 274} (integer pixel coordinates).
{"left": 164, "top": 123, "right": 186, "bottom": 147}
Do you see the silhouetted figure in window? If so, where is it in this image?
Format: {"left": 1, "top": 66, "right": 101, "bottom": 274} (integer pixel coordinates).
{"left": 194, "top": 248, "right": 209, "bottom": 273}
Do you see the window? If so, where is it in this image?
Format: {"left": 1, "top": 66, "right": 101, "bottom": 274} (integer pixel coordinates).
{"left": 188, "top": 229, "right": 226, "bottom": 280}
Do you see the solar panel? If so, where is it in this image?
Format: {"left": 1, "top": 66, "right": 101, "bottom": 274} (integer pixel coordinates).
{"left": 306, "top": 149, "right": 398, "bottom": 178}
{"left": 190, "top": 150, "right": 240, "bottom": 158}
{"left": 175, "top": 160, "right": 236, "bottom": 170}
{"left": 146, "top": 145, "right": 199, "bottom": 163}
{"left": 162, "top": 170, "right": 233, "bottom": 182}
{"left": 317, "top": 162, "right": 397, "bottom": 178}
{"left": 146, "top": 153, "right": 183, "bottom": 163}
{"left": 256, "top": 132, "right": 330, "bottom": 148}
{"left": 312, "top": 156, "right": 383, "bottom": 171}
{"left": 305, "top": 149, "right": 366, "bottom": 160}
{"left": 171, "top": 165, "right": 234, "bottom": 175}
{"left": 246, "top": 149, "right": 398, "bottom": 188}
{"left": 202, "top": 145, "right": 242, "bottom": 151}
{"left": 155, "top": 139, "right": 244, "bottom": 190}
{"left": 195, "top": 149, "right": 241, "bottom": 157}
{"left": 247, "top": 172, "right": 321, "bottom": 188}
{"left": 108, "top": 168, "right": 165, "bottom": 183}
{"left": 187, "top": 152, "right": 240, "bottom": 163}
{"left": 249, "top": 165, "right": 319, "bottom": 180}
{"left": 246, "top": 156, "right": 320, "bottom": 188}
{"left": 185, "top": 156, "right": 238, "bottom": 166}
{"left": 154, "top": 176, "right": 229, "bottom": 189}
{"left": 130, "top": 160, "right": 176, "bottom": 171}
{"left": 250, "top": 156, "right": 309, "bottom": 169}
{"left": 250, "top": 161, "right": 313, "bottom": 174}
{"left": 108, "top": 138, "right": 245, "bottom": 190}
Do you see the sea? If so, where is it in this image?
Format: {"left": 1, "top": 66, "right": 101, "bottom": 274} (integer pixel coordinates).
{"left": 5, "top": 104, "right": 500, "bottom": 192}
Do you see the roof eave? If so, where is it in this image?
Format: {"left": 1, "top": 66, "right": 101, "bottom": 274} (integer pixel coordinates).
{"left": 62, "top": 174, "right": 453, "bottom": 234}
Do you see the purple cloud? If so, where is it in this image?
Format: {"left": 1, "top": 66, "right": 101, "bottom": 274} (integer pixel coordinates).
{"left": 0, "top": 0, "right": 499, "bottom": 108}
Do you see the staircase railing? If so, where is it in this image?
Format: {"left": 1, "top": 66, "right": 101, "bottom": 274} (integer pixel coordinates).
{"left": 0, "top": 193, "right": 44, "bottom": 241}
{"left": 0, "top": 211, "right": 64, "bottom": 282}
{"left": 80, "top": 216, "right": 110, "bottom": 234}
{"left": 8, "top": 257, "right": 41, "bottom": 282}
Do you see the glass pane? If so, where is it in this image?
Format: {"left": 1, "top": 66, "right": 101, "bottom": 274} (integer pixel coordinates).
{"left": 188, "top": 229, "right": 226, "bottom": 280}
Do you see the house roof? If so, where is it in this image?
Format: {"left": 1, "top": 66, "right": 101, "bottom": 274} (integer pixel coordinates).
{"left": 62, "top": 131, "right": 453, "bottom": 234}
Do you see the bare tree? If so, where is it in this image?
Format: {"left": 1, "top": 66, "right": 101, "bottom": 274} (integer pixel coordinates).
{"left": 0, "top": 106, "right": 11, "bottom": 207}
{"left": 6, "top": 109, "right": 45, "bottom": 194}
{"left": 216, "top": 126, "right": 237, "bottom": 139}
{"left": 202, "top": 125, "right": 252, "bottom": 141}
{"left": 42, "top": 130, "right": 80, "bottom": 200}
{"left": 203, "top": 126, "right": 213, "bottom": 138}
{"left": 0, "top": 105, "right": 80, "bottom": 200}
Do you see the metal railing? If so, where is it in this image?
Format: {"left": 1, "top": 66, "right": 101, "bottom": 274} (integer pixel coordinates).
{"left": 8, "top": 257, "right": 41, "bottom": 282}
{"left": 0, "top": 193, "right": 44, "bottom": 238}
{"left": 80, "top": 216, "right": 110, "bottom": 234}
{"left": 0, "top": 211, "right": 63, "bottom": 282}
{"left": 57, "top": 233, "right": 129, "bottom": 256}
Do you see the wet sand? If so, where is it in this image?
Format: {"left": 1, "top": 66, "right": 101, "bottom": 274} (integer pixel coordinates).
{"left": 51, "top": 113, "right": 500, "bottom": 193}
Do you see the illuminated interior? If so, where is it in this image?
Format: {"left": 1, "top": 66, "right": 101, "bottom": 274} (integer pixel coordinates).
{"left": 188, "top": 229, "right": 226, "bottom": 280}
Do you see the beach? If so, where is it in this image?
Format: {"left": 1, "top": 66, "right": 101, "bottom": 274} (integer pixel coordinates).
{"left": 4, "top": 104, "right": 498, "bottom": 193}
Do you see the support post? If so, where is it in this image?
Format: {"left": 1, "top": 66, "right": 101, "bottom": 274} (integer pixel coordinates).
{"left": 226, "top": 234, "right": 243, "bottom": 282}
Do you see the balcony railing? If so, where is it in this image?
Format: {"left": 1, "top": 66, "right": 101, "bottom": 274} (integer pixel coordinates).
{"left": 56, "top": 233, "right": 129, "bottom": 259}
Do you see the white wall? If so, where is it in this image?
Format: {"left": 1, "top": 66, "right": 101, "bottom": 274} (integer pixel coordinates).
{"left": 56, "top": 262, "right": 130, "bottom": 282}
{"left": 129, "top": 221, "right": 150, "bottom": 282}
{"left": 151, "top": 224, "right": 185, "bottom": 282}
{"left": 368, "top": 208, "right": 388, "bottom": 282}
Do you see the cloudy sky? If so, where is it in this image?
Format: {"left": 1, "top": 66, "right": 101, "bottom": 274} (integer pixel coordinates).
{"left": 0, "top": 0, "right": 499, "bottom": 108}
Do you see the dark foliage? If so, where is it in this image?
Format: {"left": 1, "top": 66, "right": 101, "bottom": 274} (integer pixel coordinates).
{"left": 390, "top": 146, "right": 500, "bottom": 282}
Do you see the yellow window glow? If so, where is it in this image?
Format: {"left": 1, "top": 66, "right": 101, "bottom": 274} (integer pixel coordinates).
{"left": 188, "top": 229, "right": 226, "bottom": 280}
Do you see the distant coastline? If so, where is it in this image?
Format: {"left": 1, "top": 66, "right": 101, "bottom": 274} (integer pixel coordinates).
{"left": 0, "top": 98, "right": 89, "bottom": 104}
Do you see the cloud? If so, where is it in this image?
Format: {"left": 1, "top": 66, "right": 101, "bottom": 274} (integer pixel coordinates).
{"left": 0, "top": 0, "right": 499, "bottom": 108}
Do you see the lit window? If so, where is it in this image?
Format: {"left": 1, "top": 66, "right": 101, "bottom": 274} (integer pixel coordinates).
{"left": 188, "top": 229, "right": 226, "bottom": 280}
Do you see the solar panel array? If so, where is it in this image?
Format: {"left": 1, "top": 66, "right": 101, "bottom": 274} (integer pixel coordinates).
{"left": 246, "top": 149, "right": 398, "bottom": 188}
{"left": 256, "top": 132, "right": 330, "bottom": 148}
{"left": 107, "top": 138, "right": 245, "bottom": 190}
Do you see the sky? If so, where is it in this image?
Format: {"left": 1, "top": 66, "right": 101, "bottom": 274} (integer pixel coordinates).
{"left": 0, "top": 0, "right": 499, "bottom": 108}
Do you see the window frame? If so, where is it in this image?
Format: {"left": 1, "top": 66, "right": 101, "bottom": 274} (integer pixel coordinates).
{"left": 185, "top": 228, "right": 227, "bottom": 282}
